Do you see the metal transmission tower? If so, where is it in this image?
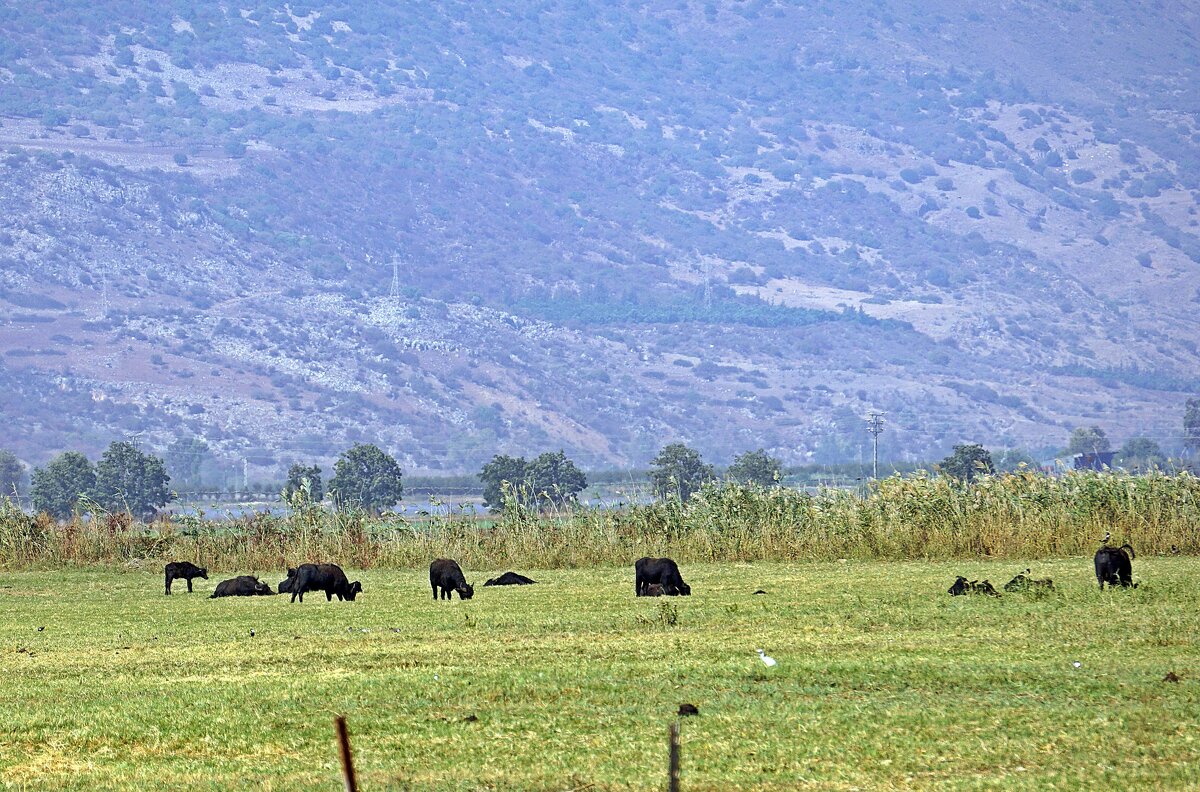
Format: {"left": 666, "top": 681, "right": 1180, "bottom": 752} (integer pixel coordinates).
{"left": 389, "top": 259, "right": 401, "bottom": 301}
{"left": 866, "top": 411, "right": 885, "bottom": 479}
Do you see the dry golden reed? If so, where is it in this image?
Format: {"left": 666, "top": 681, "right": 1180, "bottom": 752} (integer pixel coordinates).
{"left": 1, "top": 470, "right": 1197, "bottom": 570}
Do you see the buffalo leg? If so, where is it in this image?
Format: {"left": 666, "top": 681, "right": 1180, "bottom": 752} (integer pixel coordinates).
{"left": 165, "top": 574, "right": 172, "bottom": 595}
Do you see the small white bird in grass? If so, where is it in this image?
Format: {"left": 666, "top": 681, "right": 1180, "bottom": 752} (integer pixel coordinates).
{"left": 756, "top": 648, "right": 777, "bottom": 667}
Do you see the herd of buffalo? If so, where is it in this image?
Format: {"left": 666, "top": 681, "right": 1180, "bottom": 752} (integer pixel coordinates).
{"left": 162, "top": 556, "right": 693, "bottom": 601}
{"left": 948, "top": 541, "right": 1138, "bottom": 598}
{"left": 166, "top": 543, "right": 1139, "bottom": 603}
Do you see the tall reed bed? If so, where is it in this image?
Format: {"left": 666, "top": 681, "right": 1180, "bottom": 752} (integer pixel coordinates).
{"left": 2, "top": 471, "right": 1197, "bottom": 570}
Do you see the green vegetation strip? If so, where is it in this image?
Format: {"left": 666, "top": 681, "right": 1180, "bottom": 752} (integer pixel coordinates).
{"left": 2, "top": 561, "right": 1198, "bottom": 790}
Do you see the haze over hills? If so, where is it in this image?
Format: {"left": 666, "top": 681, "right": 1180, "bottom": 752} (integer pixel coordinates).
{"left": 1, "top": 0, "right": 1199, "bottom": 479}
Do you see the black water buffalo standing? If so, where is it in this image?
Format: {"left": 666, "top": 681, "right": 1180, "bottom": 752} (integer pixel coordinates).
{"left": 635, "top": 557, "right": 691, "bottom": 596}
{"left": 483, "top": 571, "right": 537, "bottom": 587}
{"left": 1094, "top": 544, "right": 1136, "bottom": 589}
{"left": 289, "top": 563, "right": 362, "bottom": 603}
{"left": 210, "top": 576, "right": 273, "bottom": 598}
{"left": 165, "top": 561, "right": 208, "bottom": 595}
{"left": 430, "top": 559, "right": 474, "bottom": 600}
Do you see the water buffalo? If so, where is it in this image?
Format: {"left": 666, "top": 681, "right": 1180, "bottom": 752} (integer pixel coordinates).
{"left": 210, "top": 576, "right": 273, "bottom": 598}
{"left": 289, "top": 563, "right": 363, "bottom": 603}
{"left": 635, "top": 557, "right": 691, "bottom": 596}
{"left": 948, "top": 577, "right": 1001, "bottom": 597}
{"left": 277, "top": 574, "right": 296, "bottom": 595}
{"left": 1094, "top": 544, "right": 1136, "bottom": 589}
{"left": 1003, "top": 569, "right": 1055, "bottom": 593}
{"left": 164, "top": 561, "right": 207, "bottom": 595}
{"left": 430, "top": 559, "right": 474, "bottom": 600}
{"left": 483, "top": 571, "right": 537, "bottom": 587}
{"left": 642, "top": 583, "right": 665, "bottom": 597}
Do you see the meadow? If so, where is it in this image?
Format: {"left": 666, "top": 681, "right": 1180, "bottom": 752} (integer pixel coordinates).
{"left": 2, "top": 559, "right": 1199, "bottom": 791}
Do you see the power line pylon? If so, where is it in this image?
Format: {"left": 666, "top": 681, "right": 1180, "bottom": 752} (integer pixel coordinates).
{"left": 866, "top": 411, "right": 885, "bottom": 480}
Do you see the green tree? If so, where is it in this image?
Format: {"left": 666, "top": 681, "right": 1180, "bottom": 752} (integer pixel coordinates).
{"left": 1116, "top": 437, "right": 1165, "bottom": 470}
{"left": 478, "top": 454, "right": 527, "bottom": 512}
{"left": 30, "top": 451, "right": 96, "bottom": 518}
{"left": 1186, "top": 398, "right": 1200, "bottom": 458}
{"left": 726, "top": 448, "right": 782, "bottom": 487}
{"left": 0, "top": 449, "right": 23, "bottom": 497}
{"left": 993, "top": 448, "right": 1037, "bottom": 473}
{"left": 649, "top": 443, "right": 715, "bottom": 502}
{"left": 283, "top": 463, "right": 323, "bottom": 502}
{"left": 164, "top": 436, "right": 210, "bottom": 491}
{"left": 92, "top": 442, "right": 172, "bottom": 519}
{"left": 1067, "top": 426, "right": 1111, "bottom": 455}
{"left": 524, "top": 450, "right": 587, "bottom": 509}
{"left": 329, "top": 444, "right": 403, "bottom": 513}
{"left": 939, "top": 444, "right": 995, "bottom": 483}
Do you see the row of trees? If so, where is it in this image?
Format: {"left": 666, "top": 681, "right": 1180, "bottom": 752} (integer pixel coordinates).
{"left": 28, "top": 442, "right": 171, "bottom": 519}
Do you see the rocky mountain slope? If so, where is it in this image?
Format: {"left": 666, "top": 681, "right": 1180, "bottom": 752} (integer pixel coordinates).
{"left": 1, "top": 1, "right": 1198, "bottom": 477}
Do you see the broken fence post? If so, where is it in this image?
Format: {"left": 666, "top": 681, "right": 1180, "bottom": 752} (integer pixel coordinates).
{"left": 669, "top": 720, "right": 680, "bottom": 792}
{"left": 335, "top": 715, "right": 359, "bottom": 792}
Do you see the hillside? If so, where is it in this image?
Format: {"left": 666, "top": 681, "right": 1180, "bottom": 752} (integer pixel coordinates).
{"left": 1, "top": 0, "right": 1199, "bottom": 479}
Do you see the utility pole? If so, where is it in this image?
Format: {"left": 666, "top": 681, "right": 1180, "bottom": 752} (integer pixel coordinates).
{"left": 866, "top": 411, "right": 885, "bottom": 480}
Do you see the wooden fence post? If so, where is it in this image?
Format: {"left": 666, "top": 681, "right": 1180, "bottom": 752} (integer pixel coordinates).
{"left": 669, "top": 720, "right": 680, "bottom": 792}
{"left": 335, "top": 715, "right": 359, "bottom": 792}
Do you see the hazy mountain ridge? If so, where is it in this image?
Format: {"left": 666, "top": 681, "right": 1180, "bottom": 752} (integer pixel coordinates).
{"left": 1, "top": 1, "right": 1198, "bottom": 476}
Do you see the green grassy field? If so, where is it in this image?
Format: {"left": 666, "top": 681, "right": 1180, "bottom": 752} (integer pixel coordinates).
{"left": 2, "top": 559, "right": 1199, "bottom": 791}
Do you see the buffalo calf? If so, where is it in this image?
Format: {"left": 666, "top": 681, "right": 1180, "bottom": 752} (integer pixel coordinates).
{"left": 165, "top": 561, "right": 207, "bottom": 595}
{"left": 430, "top": 559, "right": 474, "bottom": 600}
{"left": 289, "top": 563, "right": 363, "bottom": 603}
{"left": 635, "top": 557, "right": 691, "bottom": 596}
{"left": 948, "top": 577, "right": 1001, "bottom": 597}
{"left": 1094, "top": 544, "right": 1136, "bottom": 589}
{"left": 1003, "top": 569, "right": 1055, "bottom": 593}
{"left": 210, "top": 576, "right": 273, "bottom": 598}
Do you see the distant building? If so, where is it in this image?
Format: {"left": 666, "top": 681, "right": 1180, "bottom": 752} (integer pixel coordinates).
{"left": 1073, "top": 451, "right": 1116, "bottom": 471}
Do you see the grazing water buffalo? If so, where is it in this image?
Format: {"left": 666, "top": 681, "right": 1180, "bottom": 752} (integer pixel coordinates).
{"left": 210, "top": 576, "right": 273, "bottom": 598}
{"left": 164, "top": 561, "right": 207, "bottom": 595}
{"left": 288, "top": 563, "right": 363, "bottom": 603}
{"left": 635, "top": 557, "right": 691, "bottom": 596}
{"left": 1003, "top": 569, "right": 1055, "bottom": 593}
{"left": 430, "top": 559, "right": 474, "bottom": 600}
{"left": 483, "top": 572, "right": 537, "bottom": 587}
{"left": 1094, "top": 544, "right": 1136, "bottom": 589}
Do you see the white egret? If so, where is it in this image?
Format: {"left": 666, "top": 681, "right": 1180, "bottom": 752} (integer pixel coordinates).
{"left": 756, "top": 648, "right": 777, "bottom": 667}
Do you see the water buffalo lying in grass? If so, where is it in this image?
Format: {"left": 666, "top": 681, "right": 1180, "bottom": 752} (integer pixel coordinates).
{"left": 642, "top": 583, "right": 665, "bottom": 597}
{"left": 164, "top": 561, "right": 207, "bottom": 595}
{"left": 430, "top": 559, "right": 474, "bottom": 600}
{"left": 483, "top": 572, "right": 537, "bottom": 587}
{"left": 635, "top": 557, "right": 691, "bottom": 596}
{"left": 210, "top": 576, "right": 273, "bottom": 598}
{"left": 948, "top": 577, "right": 1001, "bottom": 597}
{"left": 1094, "top": 544, "right": 1136, "bottom": 589}
{"left": 1003, "top": 569, "right": 1055, "bottom": 593}
{"left": 289, "top": 563, "right": 363, "bottom": 603}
